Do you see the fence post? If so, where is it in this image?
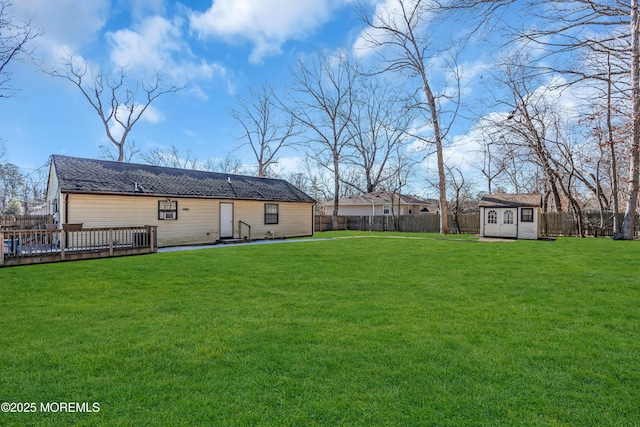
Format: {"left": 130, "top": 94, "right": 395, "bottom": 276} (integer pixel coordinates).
{"left": 146, "top": 226, "right": 157, "bottom": 252}
{"left": 0, "top": 231, "right": 4, "bottom": 267}
{"left": 60, "top": 231, "right": 66, "bottom": 260}
{"left": 109, "top": 229, "right": 114, "bottom": 256}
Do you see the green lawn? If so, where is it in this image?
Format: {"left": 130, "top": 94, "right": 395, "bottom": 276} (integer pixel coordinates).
{"left": 1, "top": 232, "right": 639, "bottom": 426}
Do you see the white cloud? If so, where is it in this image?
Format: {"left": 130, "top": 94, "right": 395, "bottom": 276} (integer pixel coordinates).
{"left": 108, "top": 104, "right": 165, "bottom": 141}
{"left": 189, "top": 0, "right": 346, "bottom": 63}
{"left": 352, "top": 0, "right": 428, "bottom": 59}
{"left": 274, "top": 156, "right": 305, "bottom": 175}
{"left": 108, "top": 16, "right": 184, "bottom": 71}
{"left": 107, "top": 15, "right": 228, "bottom": 95}
{"left": 14, "top": 0, "right": 110, "bottom": 54}
{"left": 127, "top": 0, "right": 167, "bottom": 21}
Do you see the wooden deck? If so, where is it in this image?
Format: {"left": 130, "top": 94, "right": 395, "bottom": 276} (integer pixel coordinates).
{"left": 1, "top": 226, "right": 158, "bottom": 267}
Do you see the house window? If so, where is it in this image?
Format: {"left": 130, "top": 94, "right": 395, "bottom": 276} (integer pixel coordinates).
{"left": 521, "top": 208, "right": 534, "bottom": 222}
{"left": 383, "top": 205, "right": 391, "bottom": 215}
{"left": 265, "top": 203, "right": 279, "bottom": 224}
{"left": 487, "top": 210, "right": 497, "bottom": 224}
{"left": 504, "top": 210, "right": 514, "bottom": 224}
{"left": 158, "top": 200, "right": 178, "bottom": 220}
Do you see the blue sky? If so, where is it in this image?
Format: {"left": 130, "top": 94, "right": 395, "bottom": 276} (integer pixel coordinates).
{"left": 0, "top": 0, "right": 363, "bottom": 173}
{"left": 1, "top": 0, "right": 588, "bottom": 197}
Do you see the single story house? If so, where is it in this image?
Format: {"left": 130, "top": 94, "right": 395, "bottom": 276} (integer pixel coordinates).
{"left": 479, "top": 193, "right": 542, "bottom": 240}
{"left": 320, "top": 191, "right": 438, "bottom": 216}
{"left": 46, "top": 155, "right": 315, "bottom": 247}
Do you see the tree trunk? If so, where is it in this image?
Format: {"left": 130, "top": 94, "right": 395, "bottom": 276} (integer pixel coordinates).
{"left": 422, "top": 78, "right": 449, "bottom": 234}
{"left": 332, "top": 154, "right": 340, "bottom": 231}
{"left": 622, "top": 0, "right": 640, "bottom": 239}
{"left": 549, "top": 178, "right": 563, "bottom": 212}
{"left": 606, "top": 52, "right": 621, "bottom": 236}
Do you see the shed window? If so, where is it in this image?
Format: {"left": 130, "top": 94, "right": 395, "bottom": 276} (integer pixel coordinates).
{"left": 487, "top": 210, "right": 497, "bottom": 224}
{"left": 158, "top": 200, "right": 178, "bottom": 220}
{"left": 521, "top": 208, "right": 534, "bottom": 222}
{"left": 383, "top": 205, "right": 391, "bottom": 215}
{"left": 265, "top": 203, "right": 279, "bottom": 224}
{"left": 504, "top": 210, "right": 514, "bottom": 224}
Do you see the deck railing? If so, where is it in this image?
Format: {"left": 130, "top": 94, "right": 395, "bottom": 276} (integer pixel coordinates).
{"left": 1, "top": 226, "right": 157, "bottom": 267}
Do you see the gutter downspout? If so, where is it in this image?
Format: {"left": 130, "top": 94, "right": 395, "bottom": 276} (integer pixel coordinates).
{"left": 64, "top": 193, "right": 69, "bottom": 224}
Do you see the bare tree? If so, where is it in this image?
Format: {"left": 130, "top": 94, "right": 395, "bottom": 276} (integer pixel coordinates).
{"left": 0, "top": 0, "right": 39, "bottom": 99}
{"left": 141, "top": 144, "right": 200, "bottom": 169}
{"left": 301, "top": 160, "right": 335, "bottom": 206}
{"left": 576, "top": 50, "right": 628, "bottom": 236}
{"left": 208, "top": 153, "right": 244, "bottom": 174}
{"left": 358, "top": 0, "right": 463, "bottom": 234}
{"left": 446, "top": 165, "right": 477, "bottom": 233}
{"left": 451, "top": 0, "right": 637, "bottom": 237}
{"left": 99, "top": 139, "right": 140, "bottom": 163}
{"left": 21, "top": 164, "right": 47, "bottom": 213}
{"left": 477, "top": 137, "right": 505, "bottom": 195}
{"left": 49, "top": 53, "right": 183, "bottom": 162}
{"left": 511, "top": 0, "right": 638, "bottom": 238}
{"left": 285, "top": 50, "right": 358, "bottom": 230}
{"left": 500, "top": 61, "right": 565, "bottom": 211}
{"left": 344, "top": 79, "right": 415, "bottom": 194}
{"left": 489, "top": 58, "right": 602, "bottom": 235}
{"left": 385, "top": 149, "right": 415, "bottom": 231}
{"left": 284, "top": 171, "right": 312, "bottom": 195}
{"left": 231, "top": 82, "right": 300, "bottom": 177}
{"left": 626, "top": 0, "right": 640, "bottom": 239}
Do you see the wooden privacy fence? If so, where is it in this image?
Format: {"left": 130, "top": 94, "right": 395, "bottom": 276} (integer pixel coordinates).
{"left": 540, "top": 212, "right": 631, "bottom": 237}
{"left": 1, "top": 226, "right": 158, "bottom": 267}
{"left": 315, "top": 214, "right": 480, "bottom": 234}
{"left": 0, "top": 214, "right": 53, "bottom": 230}
{"left": 316, "top": 211, "right": 635, "bottom": 237}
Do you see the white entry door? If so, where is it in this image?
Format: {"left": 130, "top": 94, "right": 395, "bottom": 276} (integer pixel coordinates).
{"left": 220, "top": 203, "right": 234, "bottom": 238}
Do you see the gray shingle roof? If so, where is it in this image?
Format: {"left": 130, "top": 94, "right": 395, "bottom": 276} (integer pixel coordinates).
{"left": 51, "top": 155, "right": 315, "bottom": 203}
{"left": 479, "top": 193, "right": 541, "bottom": 208}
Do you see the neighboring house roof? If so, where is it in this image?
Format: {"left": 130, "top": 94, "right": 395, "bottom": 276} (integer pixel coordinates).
{"left": 329, "top": 191, "right": 436, "bottom": 207}
{"left": 50, "top": 155, "right": 315, "bottom": 203}
{"left": 479, "top": 193, "right": 541, "bottom": 208}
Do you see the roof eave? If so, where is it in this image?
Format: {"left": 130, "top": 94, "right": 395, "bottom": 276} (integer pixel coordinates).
{"left": 59, "top": 189, "right": 314, "bottom": 203}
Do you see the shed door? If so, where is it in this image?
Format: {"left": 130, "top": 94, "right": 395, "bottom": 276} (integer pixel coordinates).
{"left": 484, "top": 209, "right": 500, "bottom": 237}
{"left": 484, "top": 208, "right": 517, "bottom": 238}
{"left": 220, "top": 203, "right": 234, "bottom": 238}
{"left": 500, "top": 209, "right": 517, "bottom": 238}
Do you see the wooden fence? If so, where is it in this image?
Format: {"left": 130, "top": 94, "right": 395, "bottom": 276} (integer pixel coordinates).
{"left": 540, "top": 212, "right": 629, "bottom": 237}
{"left": 0, "top": 214, "right": 53, "bottom": 230}
{"left": 315, "top": 211, "right": 635, "bottom": 237}
{"left": 1, "top": 226, "right": 157, "bottom": 267}
{"left": 315, "top": 214, "right": 480, "bottom": 234}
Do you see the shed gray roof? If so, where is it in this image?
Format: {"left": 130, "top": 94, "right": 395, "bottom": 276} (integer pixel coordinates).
{"left": 51, "top": 155, "right": 315, "bottom": 203}
{"left": 479, "top": 193, "right": 541, "bottom": 208}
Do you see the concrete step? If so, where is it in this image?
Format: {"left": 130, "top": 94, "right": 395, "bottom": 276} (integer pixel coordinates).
{"left": 220, "top": 238, "right": 247, "bottom": 244}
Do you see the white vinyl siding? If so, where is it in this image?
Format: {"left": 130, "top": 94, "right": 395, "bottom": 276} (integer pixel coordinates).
{"left": 63, "top": 194, "right": 313, "bottom": 247}
{"left": 46, "top": 164, "right": 61, "bottom": 226}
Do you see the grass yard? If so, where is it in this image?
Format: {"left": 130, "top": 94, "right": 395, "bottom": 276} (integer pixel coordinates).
{"left": 1, "top": 232, "right": 639, "bottom": 426}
